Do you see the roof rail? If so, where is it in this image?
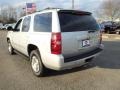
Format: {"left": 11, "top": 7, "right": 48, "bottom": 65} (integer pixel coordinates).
{"left": 44, "top": 7, "right": 62, "bottom": 10}
{"left": 37, "top": 7, "right": 62, "bottom": 12}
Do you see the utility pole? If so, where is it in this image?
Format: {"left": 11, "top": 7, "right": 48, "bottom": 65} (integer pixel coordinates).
{"left": 72, "top": 0, "right": 74, "bottom": 9}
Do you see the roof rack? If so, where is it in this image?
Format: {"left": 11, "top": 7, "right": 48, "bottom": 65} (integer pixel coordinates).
{"left": 37, "top": 7, "right": 62, "bottom": 12}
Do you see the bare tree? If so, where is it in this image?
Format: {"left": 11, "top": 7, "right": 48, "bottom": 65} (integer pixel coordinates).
{"left": 0, "top": 5, "right": 17, "bottom": 24}
{"left": 19, "top": 7, "right": 26, "bottom": 18}
{"left": 7, "top": 6, "right": 17, "bottom": 23}
{"left": 96, "top": 0, "right": 120, "bottom": 21}
{"left": 0, "top": 8, "right": 8, "bottom": 24}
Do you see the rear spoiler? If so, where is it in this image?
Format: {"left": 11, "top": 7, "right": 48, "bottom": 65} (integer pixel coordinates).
{"left": 58, "top": 10, "right": 92, "bottom": 15}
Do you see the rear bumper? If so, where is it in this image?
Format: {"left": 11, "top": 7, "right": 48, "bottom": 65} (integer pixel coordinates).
{"left": 64, "top": 47, "right": 102, "bottom": 63}
{"left": 43, "top": 44, "right": 103, "bottom": 70}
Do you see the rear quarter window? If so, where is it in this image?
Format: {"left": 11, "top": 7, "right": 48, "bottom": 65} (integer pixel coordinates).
{"left": 34, "top": 12, "right": 52, "bottom": 32}
{"left": 58, "top": 12, "right": 100, "bottom": 32}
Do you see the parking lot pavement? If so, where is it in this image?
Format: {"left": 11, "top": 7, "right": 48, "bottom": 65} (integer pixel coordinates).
{"left": 0, "top": 30, "right": 120, "bottom": 90}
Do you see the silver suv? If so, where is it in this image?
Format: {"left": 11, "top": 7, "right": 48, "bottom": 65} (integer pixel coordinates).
{"left": 7, "top": 9, "right": 103, "bottom": 76}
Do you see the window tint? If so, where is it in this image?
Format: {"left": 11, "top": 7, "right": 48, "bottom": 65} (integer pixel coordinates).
{"left": 22, "top": 16, "right": 31, "bottom": 32}
{"left": 58, "top": 13, "right": 100, "bottom": 32}
{"left": 34, "top": 13, "right": 52, "bottom": 32}
{"left": 14, "top": 19, "right": 22, "bottom": 32}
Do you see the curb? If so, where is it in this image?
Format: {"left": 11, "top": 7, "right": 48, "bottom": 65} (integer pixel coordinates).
{"left": 102, "top": 34, "right": 120, "bottom": 40}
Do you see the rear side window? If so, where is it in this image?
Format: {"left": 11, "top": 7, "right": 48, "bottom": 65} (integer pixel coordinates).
{"left": 34, "top": 13, "right": 52, "bottom": 32}
{"left": 58, "top": 12, "right": 100, "bottom": 32}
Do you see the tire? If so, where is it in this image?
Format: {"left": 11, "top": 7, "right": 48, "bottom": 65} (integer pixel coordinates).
{"left": 118, "top": 31, "right": 120, "bottom": 35}
{"left": 7, "top": 40, "right": 14, "bottom": 55}
{"left": 30, "top": 49, "right": 45, "bottom": 77}
{"left": 107, "top": 30, "right": 110, "bottom": 34}
{"left": 119, "top": 32, "right": 120, "bottom": 35}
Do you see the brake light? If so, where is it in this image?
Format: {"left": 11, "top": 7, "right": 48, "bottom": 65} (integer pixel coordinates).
{"left": 100, "top": 31, "right": 102, "bottom": 44}
{"left": 51, "top": 32, "right": 62, "bottom": 54}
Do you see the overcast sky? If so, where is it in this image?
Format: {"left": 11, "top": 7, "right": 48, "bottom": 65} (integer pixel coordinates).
{"left": 0, "top": 0, "right": 105, "bottom": 14}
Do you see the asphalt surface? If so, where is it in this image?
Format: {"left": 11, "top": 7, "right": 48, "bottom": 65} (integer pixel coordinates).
{"left": 0, "top": 30, "right": 120, "bottom": 90}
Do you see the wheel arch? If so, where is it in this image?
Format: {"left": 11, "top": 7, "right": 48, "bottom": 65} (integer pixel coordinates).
{"left": 27, "top": 44, "right": 40, "bottom": 56}
{"left": 7, "top": 37, "right": 10, "bottom": 42}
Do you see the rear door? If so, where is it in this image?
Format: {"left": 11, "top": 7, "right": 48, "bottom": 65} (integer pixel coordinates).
{"left": 58, "top": 10, "right": 100, "bottom": 58}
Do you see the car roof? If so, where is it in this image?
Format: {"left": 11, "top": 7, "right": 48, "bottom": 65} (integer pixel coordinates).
{"left": 21, "top": 8, "right": 92, "bottom": 19}
{"left": 58, "top": 10, "right": 91, "bottom": 15}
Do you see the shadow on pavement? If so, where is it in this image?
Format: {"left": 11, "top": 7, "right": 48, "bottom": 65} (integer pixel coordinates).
{"left": 44, "top": 63, "right": 95, "bottom": 77}
{"left": 93, "top": 40, "right": 120, "bottom": 69}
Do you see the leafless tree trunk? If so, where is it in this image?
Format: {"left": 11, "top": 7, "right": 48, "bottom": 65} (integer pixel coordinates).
{"left": 96, "top": 0, "right": 120, "bottom": 22}
{"left": 0, "top": 5, "right": 17, "bottom": 24}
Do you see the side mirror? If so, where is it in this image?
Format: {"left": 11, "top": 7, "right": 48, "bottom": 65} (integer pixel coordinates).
{"left": 7, "top": 26, "right": 14, "bottom": 31}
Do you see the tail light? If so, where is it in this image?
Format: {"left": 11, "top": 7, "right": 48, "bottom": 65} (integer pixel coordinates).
{"left": 51, "top": 32, "right": 62, "bottom": 54}
{"left": 100, "top": 31, "right": 102, "bottom": 44}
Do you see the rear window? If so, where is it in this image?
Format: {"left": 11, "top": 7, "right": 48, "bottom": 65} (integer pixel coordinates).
{"left": 58, "top": 12, "right": 100, "bottom": 32}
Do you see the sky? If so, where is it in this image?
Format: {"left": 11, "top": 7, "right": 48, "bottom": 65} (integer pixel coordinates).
{"left": 0, "top": 0, "right": 105, "bottom": 15}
